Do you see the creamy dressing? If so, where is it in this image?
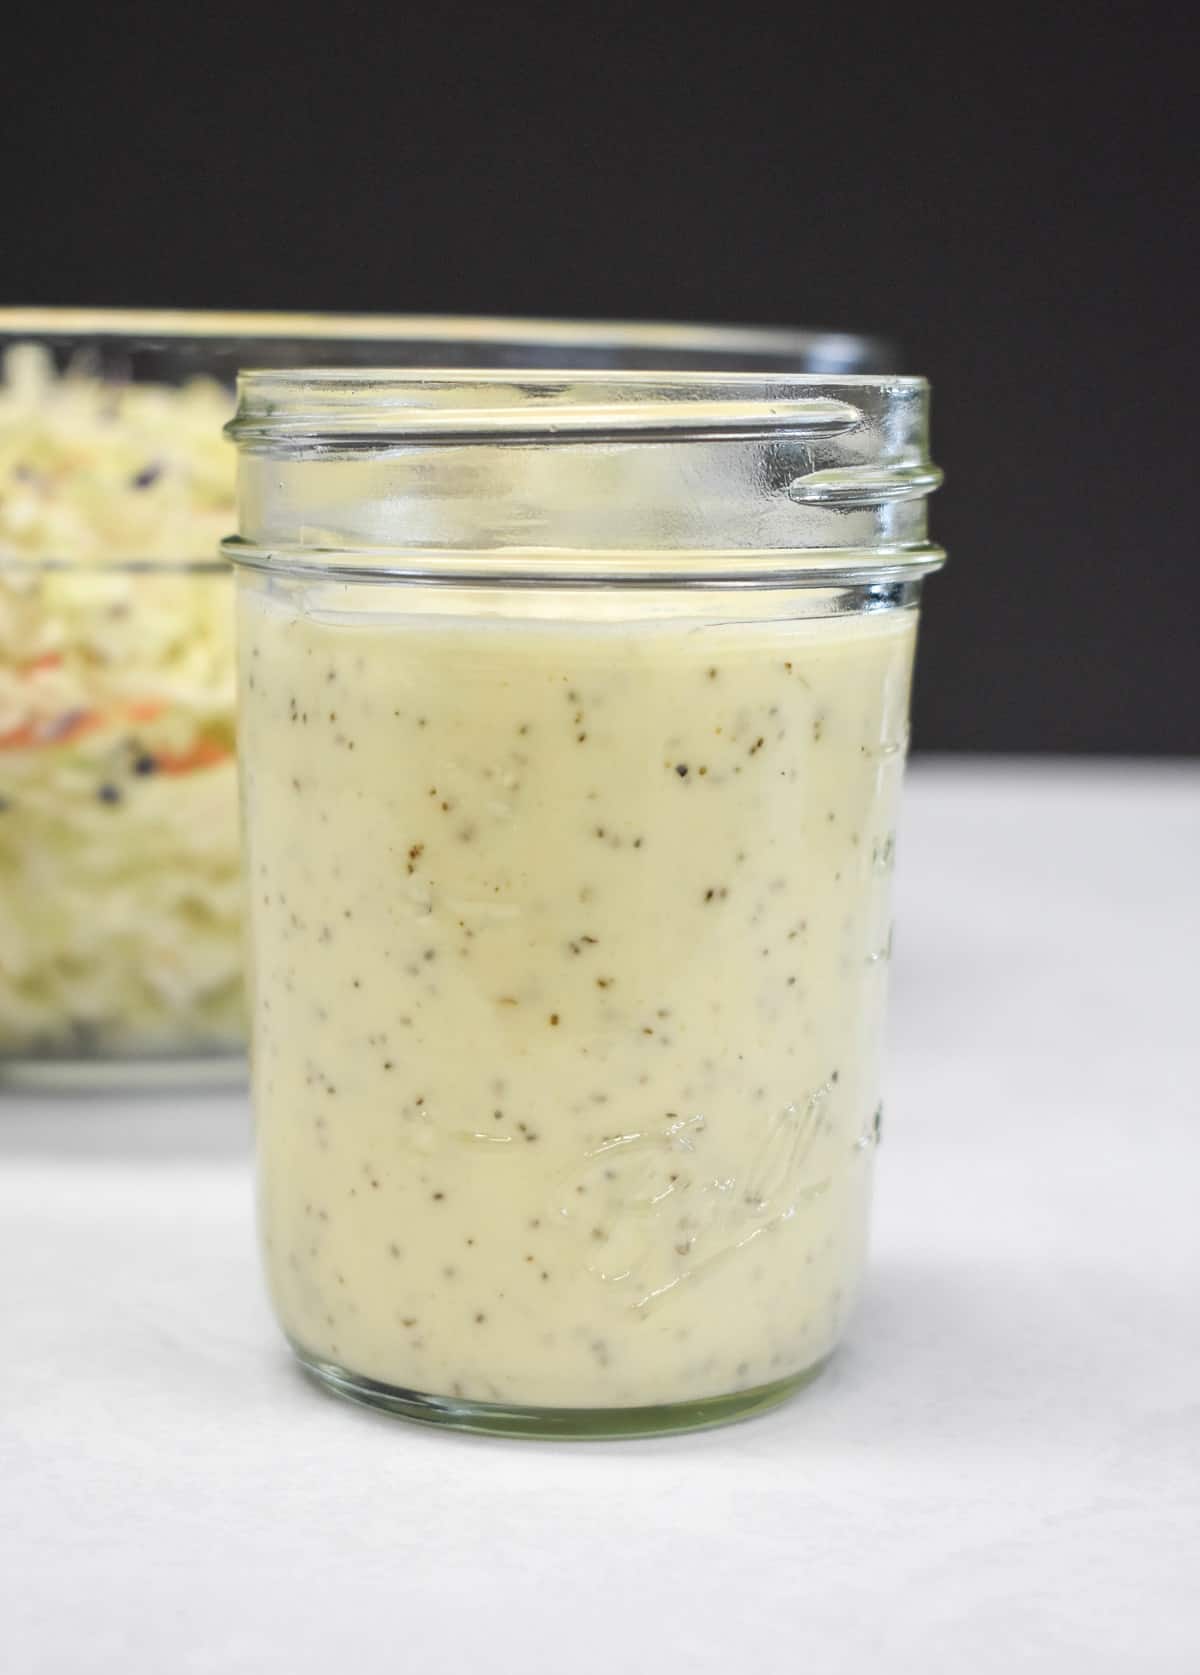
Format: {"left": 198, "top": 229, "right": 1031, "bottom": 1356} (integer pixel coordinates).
{"left": 239, "top": 585, "right": 915, "bottom": 1409}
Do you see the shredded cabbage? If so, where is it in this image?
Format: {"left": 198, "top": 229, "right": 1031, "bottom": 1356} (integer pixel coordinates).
{"left": 0, "top": 344, "right": 242, "bottom": 1060}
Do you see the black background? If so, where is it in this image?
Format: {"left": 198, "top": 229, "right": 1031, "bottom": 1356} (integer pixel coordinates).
{"left": 6, "top": 9, "right": 1196, "bottom": 753}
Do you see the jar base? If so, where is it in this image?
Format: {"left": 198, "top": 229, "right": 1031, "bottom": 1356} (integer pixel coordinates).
{"left": 293, "top": 1346, "right": 831, "bottom": 1439}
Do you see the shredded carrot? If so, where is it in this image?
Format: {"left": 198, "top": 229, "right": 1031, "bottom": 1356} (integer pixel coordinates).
{"left": 24, "top": 652, "right": 63, "bottom": 673}
{"left": 0, "top": 711, "right": 100, "bottom": 750}
{"left": 0, "top": 697, "right": 211, "bottom": 755}
{"left": 125, "top": 699, "right": 168, "bottom": 724}
{"left": 156, "top": 738, "right": 230, "bottom": 774}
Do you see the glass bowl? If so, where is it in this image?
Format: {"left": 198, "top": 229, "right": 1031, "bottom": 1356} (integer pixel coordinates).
{"left": 0, "top": 309, "right": 896, "bottom": 1088}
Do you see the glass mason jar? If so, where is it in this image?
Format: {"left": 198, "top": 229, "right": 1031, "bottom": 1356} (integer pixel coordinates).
{"left": 0, "top": 310, "right": 890, "bottom": 1089}
{"left": 227, "top": 369, "right": 943, "bottom": 1439}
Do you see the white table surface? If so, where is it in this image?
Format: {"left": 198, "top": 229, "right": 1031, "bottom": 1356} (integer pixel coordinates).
{"left": 4, "top": 759, "right": 1198, "bottom": 1674}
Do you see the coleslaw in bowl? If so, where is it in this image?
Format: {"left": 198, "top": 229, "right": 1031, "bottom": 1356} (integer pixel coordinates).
{"left": 0, "top": 344, "right": 241, "bottom": 1079}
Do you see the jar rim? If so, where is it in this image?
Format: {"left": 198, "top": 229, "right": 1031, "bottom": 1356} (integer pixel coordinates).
{"left": 227, "top": 370, "right": 942, "bottom": 571}
{"left": 233, "top": 366, "right": 927, "bottom": 385}
{"left": 227, "top": 368, "right": 929, "bottom": 449}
